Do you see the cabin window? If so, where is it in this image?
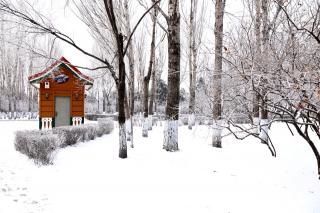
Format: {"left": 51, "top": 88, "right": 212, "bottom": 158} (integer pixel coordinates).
{"left": 45, "top": 82, "right": 50, "bottom": 89}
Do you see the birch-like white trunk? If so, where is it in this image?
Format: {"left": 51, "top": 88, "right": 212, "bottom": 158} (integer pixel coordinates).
{"left": 123, "top": 0, "right": 135, "bottom": 146}
{"left": 142, "top": 1, "right": 158, "bottom": 137}
{"left": 126, "top": 119, "right": 132, "bottom": 142}
{"left": 253, "top": 0, "right": 262, "bottom": 134}
{"left": 142, "top": 117, "right": 148, "bottom": 137}
{"left": 188, "top": 0, "right": 196, "bottom": 130}
{"left": 188, "top": 113, "right": 195, "bottom": 130}
{"left": 149, "top": 62, "right": 156, "bottom": 117}
{"left": 212, "top": 0, "right": 225, "bottom": 148}
{"left": 164, "top": 0, "right": 181, "bottom": 152}
{"left": 163, "top": 120, "right": 179, "bottom": 151}
{"left": 148, "top": 115, "right": 153, "bottom": 130}
{"left": 119, "top": 123, "right": 127, "bottom": 158}
{"left": 130, "top": 116, "right": 134, "bottom": 148}
{"left": 253, "top": 117, "right": 260, "bottom": 134}
{"left": 115, "top": 33, "right": 127, "bottom": 159}
{"left": 260, "top": 0, "right": 269, "bottom": 143}
{"left": 212, "top": 120, "right": 224, "bottom": 147}
{"left": 259, "top": 119, "right": 269, "bottom": 143}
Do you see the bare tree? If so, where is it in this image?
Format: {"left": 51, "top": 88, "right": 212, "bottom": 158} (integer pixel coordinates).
{"left": 148, "top": 58, "right": 156, "bottom": 117}
{"left": 222, "top": 0, "right": 320, "bottom": 178}
{"left": 142, "top": 0, "right": 158, "bottom": 137}
{"left": 252, "top": 0, "right": 262, "bottom": 133}
{"left": 161, "top": 0, "right": 181, "bottom": 151}
{"left": 123, "top": 0, "right": 135, "bottom": 147}
{"left": 258, "top": 0, "right": 269, "bottom": 144}
{"left": 188, "top": 0, "right": 197, "bottom": 130}
{"left": 212, "top": 0, "right": 226, "bottom": 148}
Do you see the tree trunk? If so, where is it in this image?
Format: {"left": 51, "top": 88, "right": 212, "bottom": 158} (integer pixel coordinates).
{"left": 260, "top": 0, "right": 269, "bottom": 144}
{"left": 124, "top": 87, "right": 132, "bottom": 142}
{"left": 253, "top": 0, "right": 262, "bottom": 133}
{"left": 117, "top": 34, "right": 127, "bottom": 159}
{"left": 163, "top": 0, "right": 181, "bottom": 152}
{"left": 293, "top": 123, "right": 320, "bottom": 179}
{"left": 124, "top": 0, "right": 135, "bottom": 147}
{"left": 143, "top": 1, "right": 158, "bottom": 137}
{"left": 148, "top": 56, "right": 157, "bottom": 130}
{"left": 188, "top": 0, "right": 196, "bottom": 130}
{"left": 124, "top": 0, "right": 135, "bottom": 117}
{"left": 8, "top": 98, "right": 12, "bottom": 113}
{"left": 149, "top": 66, "right": 156, "bottom": 116}
{"left": 212, "top": 0, "right": 226, "bottom": 148}
{"left": 103, "top": 93, "right": 106, "bottom": 113}
{"left": 124, "top": 89, "right": 130, "bottom": 119}
{"left": 28, "top": 60, "right": 33, "bottom": 112}
{"left": 143, "top": 78, "right": 150, "bottom": 137}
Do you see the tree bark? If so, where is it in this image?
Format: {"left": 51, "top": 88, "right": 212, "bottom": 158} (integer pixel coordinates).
{"left": 117, "top": 33, "right": 127, "bottom": 158}
{"left": 143, "top": 0, "right": 158, "bottom": 137}
{"left": 143, "top": 78, "right": 150, "bottom": 137}
{"left": 103, "top": 0, "right": 127, "bottom": 158}
{"left": 28, "top": 59, "right": 33, "bottom": 112}
{"left": 124, "top": 87, "right": 132, "bottom": 142}
{"left": 124, "top": 0, "right": 135, "bottom": 147}
{"left": 164, "top": 0, "right": 181, "bottom": 152}
{"left": 260, "top": 0, "right": 269, "bottom": 144}
{"left": 293, "top": 123, "right": 320, "bottom": 179}
{"left": 102, "top": 90, "right": 106, "bottom": 113}
{"left": 124, "top": 0, "right": 135, "bottom": 117}
{"left": 253, "top": 0, "right": 262, "bottom": 133}
{"left": 149, "top": 65, "right": 156, "bottom": 116}
{"left": 188, "top": 0, "right": 196, "bottom": 130}
{"left": 212, "top": 0, "right": 226, "bottom": 148}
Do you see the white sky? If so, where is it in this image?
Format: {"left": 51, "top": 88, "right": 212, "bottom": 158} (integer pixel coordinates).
{"left": 47, "top": 1, "right": 94, "bottom": 70}
{"left": 34, "top": 0, "right": 245, "bottom": 81}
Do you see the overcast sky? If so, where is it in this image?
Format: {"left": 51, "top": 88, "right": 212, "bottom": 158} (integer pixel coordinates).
{"left": 42, "top": 0, "right": 245, "bottom": 79}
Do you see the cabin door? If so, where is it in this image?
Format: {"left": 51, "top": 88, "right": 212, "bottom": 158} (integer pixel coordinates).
{"left": 55, "top": 96, "right": 71, "bottom": 127}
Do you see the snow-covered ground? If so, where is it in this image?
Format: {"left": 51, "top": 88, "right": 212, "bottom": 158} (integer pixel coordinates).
{"left": 0, "top": 120, "right": 319, "bottom": 213}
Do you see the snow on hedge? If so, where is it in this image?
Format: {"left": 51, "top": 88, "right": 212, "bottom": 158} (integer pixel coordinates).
{"left": 14, "top": 120, "right": 114, "bottom": 165}
{"left": 15, "top": 130, "right": 58, "bottom": 165}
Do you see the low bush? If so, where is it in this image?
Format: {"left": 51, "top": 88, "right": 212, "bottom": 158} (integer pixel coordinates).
{"left": 53, "top": 126, "right": 85, "bottom": 147}
{"left": 97, "top": 118, "right": 114, "bottom": 135}
{"left": 15, "top": 130, "right": 58, "bottom": 165}
{"left": 83, "top": 124, "right": 97, "bottom": 141}
{"left": 15, "top": 121, "right": 114, "bottom": 165}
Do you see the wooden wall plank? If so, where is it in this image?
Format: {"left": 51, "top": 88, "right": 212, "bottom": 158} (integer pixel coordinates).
{"left": 38, "top": 65, "right": 87, "bottom": 120}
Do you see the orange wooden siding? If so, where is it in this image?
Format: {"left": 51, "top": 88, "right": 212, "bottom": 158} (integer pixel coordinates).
{"left": 39, "top": 65, "right": 85, "bottom": 118}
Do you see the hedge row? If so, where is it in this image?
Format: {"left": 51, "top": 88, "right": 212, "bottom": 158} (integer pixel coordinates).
{"left": 15, "top": 130, "right": 58, "bottom": 165}
{"left": 14, "top": 119, "right": 114, "bottom": 165}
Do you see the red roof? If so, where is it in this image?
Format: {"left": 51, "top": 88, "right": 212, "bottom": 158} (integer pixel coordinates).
{"left": 28, "top": 57, "right": 94, "bottom": 84}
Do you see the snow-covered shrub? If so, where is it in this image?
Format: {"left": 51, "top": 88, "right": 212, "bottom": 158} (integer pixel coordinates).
{"left": 53, "top": 123, "right": 107, "bottom": 146}
{"left": 97, "top": 118, "right": 114, "bottom": 135}
{"left": 14, "top": 122, "right": 114, "bottom": 165}
{"left": 53, "top": 126, "right": 85, "bottom": 147}
{"left": 83, "top": 124, "right": 97, "bottom": 141}
{"left": 15, "top": 130, "right": 58, "bottom": 165}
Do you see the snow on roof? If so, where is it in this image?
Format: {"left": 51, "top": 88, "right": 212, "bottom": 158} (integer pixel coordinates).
{"left": 28, "top": 57, "right": 94, "bottom": 85}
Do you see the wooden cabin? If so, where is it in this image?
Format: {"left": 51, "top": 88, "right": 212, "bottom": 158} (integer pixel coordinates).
{"left": 28, "top": 57, "right": 94, "bottom": 129}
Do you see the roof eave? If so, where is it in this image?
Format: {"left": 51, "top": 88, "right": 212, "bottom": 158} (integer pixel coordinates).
{"left": 28, "top": 62, "right": 94, "bottom": 85}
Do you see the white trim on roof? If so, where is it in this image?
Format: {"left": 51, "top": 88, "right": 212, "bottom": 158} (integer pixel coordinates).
{"left": 29, "top": 62, "right": 93, "bottom": 85}
{"left": 64, "top": 63, "right": 94, "bottom": 85}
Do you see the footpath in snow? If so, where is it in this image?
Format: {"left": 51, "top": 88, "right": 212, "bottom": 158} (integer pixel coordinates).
{"left": 0, "top": 120, "right": 320, "bottom": 213}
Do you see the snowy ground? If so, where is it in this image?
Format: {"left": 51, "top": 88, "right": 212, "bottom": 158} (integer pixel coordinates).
{"left": 0, "top": 120, "right": 319, "bottom": 213}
